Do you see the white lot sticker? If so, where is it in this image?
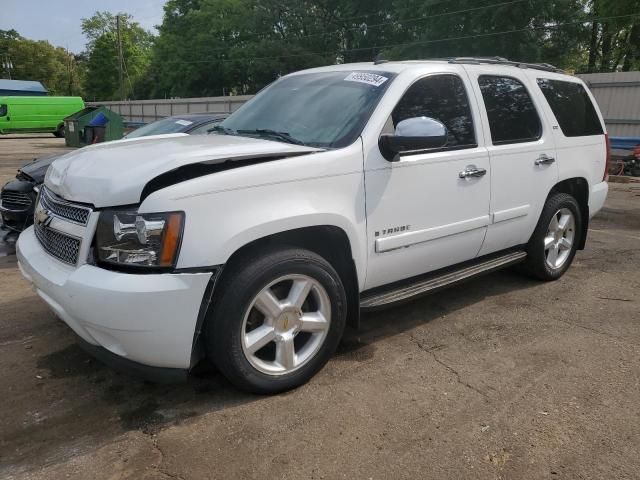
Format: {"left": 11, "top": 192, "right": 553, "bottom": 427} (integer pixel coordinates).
{"left": 344, "top": 72, "right": 388, "bottom": 87}
{"left": 175, "top": 119, "right": 193, "bottom": 126}
{"left": 67, "top": 122, "right": 74, "bottom": 132}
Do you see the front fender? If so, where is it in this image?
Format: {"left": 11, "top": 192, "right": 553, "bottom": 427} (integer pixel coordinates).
{"left": 140, "top": 143, "right": 368, "bottom": 289}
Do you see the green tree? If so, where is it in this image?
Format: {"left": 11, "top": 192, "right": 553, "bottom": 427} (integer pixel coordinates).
{"left": 133, "top": 0, "right": 640, "bottom": 99}
{"left": 0, "top": 31, "right": 82, "bottom": 95}
{"left": 81, "top": 12, "right": 154, "bottom": 100}
{"left": 584, "top": 0, "right": 640, "bottom": 72}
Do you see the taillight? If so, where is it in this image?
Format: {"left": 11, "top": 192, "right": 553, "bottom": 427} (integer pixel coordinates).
{"left": 604, "top": 134, "right": 611, "bottom": 182}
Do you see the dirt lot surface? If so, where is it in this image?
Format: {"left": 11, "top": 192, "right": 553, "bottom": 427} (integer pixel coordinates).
{"left": 0, "top": 135, "right": 73, "bottom": 186}
{"left": 1, "top": 136, "right": 639, "bottom": 479}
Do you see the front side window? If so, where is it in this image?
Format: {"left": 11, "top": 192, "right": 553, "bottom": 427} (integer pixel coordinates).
{"left": 390, "top": 74, "right": 476, "bottom": 149}
{"left": 221, "top": 71, "right": 395, "bottom": 148}
{"left": 0, "top": 104, "right": 7, "bottom": 117}
{"left": 537, "top": 79, "right": 603, "bottom": 137}
{"left": 478, "top": 76, "right": 542, "bottom": 145}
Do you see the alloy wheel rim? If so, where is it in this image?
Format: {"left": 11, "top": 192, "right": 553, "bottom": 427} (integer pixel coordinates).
{"left": 241, "top": 274, "right": 331, "bottom": 376}
{"left": 544, "top": 208, "right": 575, "bottom": 269}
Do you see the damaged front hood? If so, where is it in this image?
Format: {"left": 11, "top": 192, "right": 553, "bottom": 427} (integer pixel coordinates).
{"left": 45, "top": 134, "right": 321, "bottom": 207}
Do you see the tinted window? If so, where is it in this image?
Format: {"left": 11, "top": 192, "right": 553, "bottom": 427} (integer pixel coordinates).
{"left": 0, "top": 104, "right": 6, "bottom": 117}
{"left": 537, "top": 79, "right": 603, "bottom": 137}
{"left": 189, "top": 120, "right": 224, "bottom": 135}
{"left": 391, "top": 75, "right": 476, "bottom": 148}
{"left": 222, "top": 71, "right": 395, "bottom": 148}
{"left": 478, "top": 76, "right": 542, "bottom": 145}
{"left": 125, "top": 117, "right": 197, "bottom": 138}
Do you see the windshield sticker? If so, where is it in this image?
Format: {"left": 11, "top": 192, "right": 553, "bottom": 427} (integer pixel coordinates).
{"left": 175, "top": 119, "right": 193, "bottom": 126}
{"left": 344, "top": 72, "right": 389, "bottom": 87}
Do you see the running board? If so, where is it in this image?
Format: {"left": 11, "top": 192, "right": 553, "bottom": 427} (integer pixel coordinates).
{"left": 360, "top": 251, "right": 527, "bottom": 310}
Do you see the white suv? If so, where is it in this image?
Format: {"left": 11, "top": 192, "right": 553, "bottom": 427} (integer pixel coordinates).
{"left": 17, "top": 58, "right": 609, "bottom": 393}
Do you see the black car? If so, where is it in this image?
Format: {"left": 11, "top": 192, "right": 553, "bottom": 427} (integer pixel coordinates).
{"left": 0, "top": 113, "right": 227, "bottom": 233}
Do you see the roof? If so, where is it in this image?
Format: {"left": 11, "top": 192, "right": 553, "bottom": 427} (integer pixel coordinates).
{"left": 293, "top": 57, "right": 567, "bottom": 77}
{"left": 0, "top": 79, "right": 48, "bottom": 94}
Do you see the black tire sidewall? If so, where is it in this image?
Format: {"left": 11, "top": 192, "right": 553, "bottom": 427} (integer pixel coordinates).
{"left": 526, "top": 193, "right": 582, "bottom": 281}
{"left": 207, "top": 247, "right": 347, "bottom": 394}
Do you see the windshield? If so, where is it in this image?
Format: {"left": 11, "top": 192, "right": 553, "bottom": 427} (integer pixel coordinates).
{"left": 125, "top": 117, "right": 196, "bottom": 138}
{"left": 220, "top": 70, "right": 395, "bottom": 148}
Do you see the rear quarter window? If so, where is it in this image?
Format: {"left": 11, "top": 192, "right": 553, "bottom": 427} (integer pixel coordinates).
{"left": 536, "top": 79, "right": 603, "bottom": 137}
{"left": 478, "top": 75, "right": 542, "bottom": 145}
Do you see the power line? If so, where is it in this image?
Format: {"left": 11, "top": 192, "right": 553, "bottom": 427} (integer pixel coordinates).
{"left": 149, "top": 12, "right": 640, "bottom": 66}
{"left": 122, "top": 0, "right": 529, "bottom": 60}
{"left": 203, "top": 0, "right": 506, "bottom": 46}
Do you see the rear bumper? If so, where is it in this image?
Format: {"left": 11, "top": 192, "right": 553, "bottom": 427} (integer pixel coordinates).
{"left": 589, "top": 181, "right": 609, "bottom": 218}
{"left": 17, "top": 226, "right": 213, "bottom": 372}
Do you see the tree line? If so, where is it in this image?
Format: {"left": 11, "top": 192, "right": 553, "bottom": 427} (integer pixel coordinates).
{"left": 1, "top": 0, "right": 639, "bottom": 101}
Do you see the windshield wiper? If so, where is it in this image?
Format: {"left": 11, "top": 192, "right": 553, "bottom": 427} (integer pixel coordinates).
{"left": 208, "top": 125, "right": 236, "bottom": 135}
{"left": 236, "top": 129, "right": 306, "bottom": 146}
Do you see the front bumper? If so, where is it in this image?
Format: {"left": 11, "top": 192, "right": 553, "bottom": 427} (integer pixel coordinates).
{"left": 0, "top": 179, "right": 36, "bottom": 232}
{"left": 17, "top": 226, "right": 213, "bottom": 372}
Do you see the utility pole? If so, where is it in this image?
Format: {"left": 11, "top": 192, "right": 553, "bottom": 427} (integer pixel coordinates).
{"left": 66, "top": 47, "right": 73, "bottom": 95}
{"left": 116, "top": 15, "right": 125, "bottom": 100}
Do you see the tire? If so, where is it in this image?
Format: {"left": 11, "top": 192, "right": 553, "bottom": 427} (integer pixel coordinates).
{"left": 523, "top": 193, "right": 582, "bottom": 281}
{"left": 206, "top": 247, "right": 347, "bottom": 394}
{"left": 53, "top": 124, "right": 65, "bottom": 138}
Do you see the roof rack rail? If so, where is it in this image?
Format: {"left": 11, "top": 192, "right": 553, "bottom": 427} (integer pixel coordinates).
{"left": 445, "top": 56, "right": 564, "bottom": 74}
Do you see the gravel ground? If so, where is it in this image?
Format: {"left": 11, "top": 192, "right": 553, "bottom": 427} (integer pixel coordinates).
{"left": 1, "top": 135, "right": 639, "bottom": 480}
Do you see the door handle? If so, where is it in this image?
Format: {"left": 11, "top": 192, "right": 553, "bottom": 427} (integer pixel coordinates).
{"left": 459, "top": 165, "right": 487, "bottom": 179}
{"left": 535, "top": 154, "right": 555, "bottom": 166}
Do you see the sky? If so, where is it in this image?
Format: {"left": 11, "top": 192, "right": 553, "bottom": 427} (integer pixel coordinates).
{"left": 1, "top": 0, "right": 166, "bottom": 53}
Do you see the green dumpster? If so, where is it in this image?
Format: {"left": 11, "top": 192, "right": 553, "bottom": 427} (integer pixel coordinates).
{"left": 64, "top": 106, "right": 124, "bottom": 147}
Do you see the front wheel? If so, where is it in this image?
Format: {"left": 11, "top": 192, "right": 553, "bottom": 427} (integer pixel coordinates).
{"left": 524, "top": 193, "right": 582, "bottom": 281}
{"left": 206, "top": 247, "right": 347, "bottom": 394}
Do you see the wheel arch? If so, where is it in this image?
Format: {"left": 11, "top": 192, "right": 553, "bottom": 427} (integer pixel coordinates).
{"left": 548, "top": 177, "right": 589, "bottom": 250}
{"left": 222, "top": 225, "right": 360, "bottom": 329}
{"left": 190, "top": 224, "right": 362, "bottom": 362}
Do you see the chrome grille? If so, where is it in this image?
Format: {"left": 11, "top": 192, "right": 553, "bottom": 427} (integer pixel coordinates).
{"left": 40, "top": 187, "right": 91, "bottom": 225}
{"left": 1, "top": 190, "right": 33, "bottom": 211}
{"left": 34, "top": 222, "right": 81, "bottom": 265}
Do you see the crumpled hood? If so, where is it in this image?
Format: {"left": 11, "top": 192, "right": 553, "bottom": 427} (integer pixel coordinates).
{"left": 45, "top": 134, "right": 321, "bottom": 207}
{"left": 20, "top": 153, "right": 65, "bottom": 183}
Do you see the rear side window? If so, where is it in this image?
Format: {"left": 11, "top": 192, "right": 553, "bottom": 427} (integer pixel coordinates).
{"left": 391, "top": 74, "right": 476, "bottom": 148}
{"left": 537, "top": 79, "right": 603, "bottom": 137}
{"left": 478, "top": 76, "right": 542, "bottom": 145}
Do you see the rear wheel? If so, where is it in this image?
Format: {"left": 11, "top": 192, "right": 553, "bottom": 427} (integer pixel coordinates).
{"left": 206, "top": 247, "right": 347, "bottom": 394}
{"left": 53, "top": 123, "right": 65, "bottom": 138}
{"left": 524, "top": 193, "right": 581, "bottom": 281}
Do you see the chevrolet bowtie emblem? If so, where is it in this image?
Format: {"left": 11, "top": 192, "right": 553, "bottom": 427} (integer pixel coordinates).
{"left": 35, "top": 207, "right": 53, "bottom": 227}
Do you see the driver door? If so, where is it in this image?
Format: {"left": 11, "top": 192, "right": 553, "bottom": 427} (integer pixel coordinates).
{"left": 363, "top": 73, "right": 491, "bottom": 290}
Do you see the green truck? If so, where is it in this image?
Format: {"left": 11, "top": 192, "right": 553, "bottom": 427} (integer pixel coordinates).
{"left": 0, "top": 96, "right": 85, "bottom": 137}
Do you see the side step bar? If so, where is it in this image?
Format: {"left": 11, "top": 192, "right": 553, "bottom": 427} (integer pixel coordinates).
{"left": 360, "top": 250, "right": 527, "bottom": 310}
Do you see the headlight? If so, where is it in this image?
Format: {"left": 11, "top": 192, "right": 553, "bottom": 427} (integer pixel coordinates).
{"left": 96, "top": 209, "right": 184, "bottom": 268}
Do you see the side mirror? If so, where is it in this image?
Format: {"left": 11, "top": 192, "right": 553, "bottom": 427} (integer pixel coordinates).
{"left": 379, "top": 117, "right": 448, "bottom": 162}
